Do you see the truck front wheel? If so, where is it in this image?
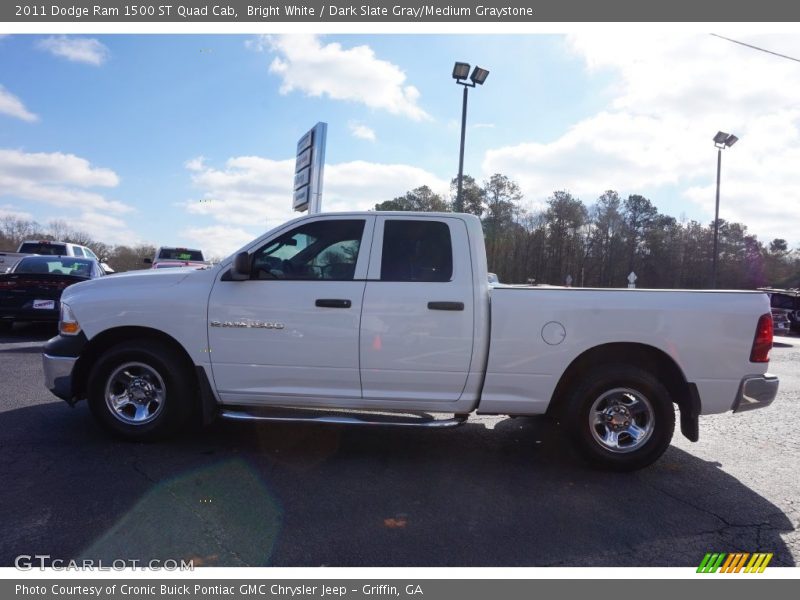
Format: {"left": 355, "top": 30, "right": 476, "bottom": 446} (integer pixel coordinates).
{"left": 565, "top": 365, "right": 675, "bottom": 471}
{"left": 87, "top": 340, "right": 195, "bottom": 441}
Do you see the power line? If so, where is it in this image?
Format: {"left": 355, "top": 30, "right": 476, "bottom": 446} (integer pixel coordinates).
{"left": 710, "top": 33, "right": 800, "bottom": 64}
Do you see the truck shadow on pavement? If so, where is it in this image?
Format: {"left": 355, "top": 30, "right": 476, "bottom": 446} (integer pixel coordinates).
{"left": 0, "top": 398, "right": 794, "bottom": 568}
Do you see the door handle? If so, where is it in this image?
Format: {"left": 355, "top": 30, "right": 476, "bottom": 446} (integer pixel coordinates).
{"left": 427, "top": 301, "right": 464, "bottom": 311}
{"left": 315, "top": 299, "right": 352, "bottom": 309}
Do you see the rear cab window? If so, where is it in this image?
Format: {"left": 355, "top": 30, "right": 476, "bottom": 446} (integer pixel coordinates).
{"left": 15, "top": 257, "right": 95, "bottom": 277}
{"left": 380, "top": 220, "right": 453, "bottom": 282}
{"left": 18, "top": 242, "right": 68, "bottom": 255}
{"left": 158, "top": 248, "right": 205, "bottom": 261}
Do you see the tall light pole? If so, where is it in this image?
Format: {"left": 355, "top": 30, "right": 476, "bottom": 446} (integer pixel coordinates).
{"left": 711, "top": 131, "right": 738, "bottom": 288}
{"left": 452, "top": 62, "right": 489, "bottom": 213}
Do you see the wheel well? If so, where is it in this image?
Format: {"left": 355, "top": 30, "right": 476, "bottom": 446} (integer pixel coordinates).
{"left": 547, "top": 343, "right": 699, "bottom": 441}
{"left": 72, "top": 326, "right": 198, "bottom": 400}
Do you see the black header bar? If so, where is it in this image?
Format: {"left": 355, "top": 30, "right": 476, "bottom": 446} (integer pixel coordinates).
{"left": 4, "top": 0, "right": 800, "bottom": 23}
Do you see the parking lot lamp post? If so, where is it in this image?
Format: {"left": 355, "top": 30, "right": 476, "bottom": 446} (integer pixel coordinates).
{"left": 711, "top": 131, "right": 738, "bottom": 288}
{"left": 452, "top": 62, "right": 489, "bottom": 212}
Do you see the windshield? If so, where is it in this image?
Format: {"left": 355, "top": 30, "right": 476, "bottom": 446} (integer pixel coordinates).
{"left": 18, "top": 242, "right": 68, "bottom": 255}
{"left": 157, "top": 248, "right": 204, "bottom": 261}
{"left": 14, "top": 257, "right": 95, "bottom": 277}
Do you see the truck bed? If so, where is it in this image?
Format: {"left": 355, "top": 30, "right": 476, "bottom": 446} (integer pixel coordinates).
{"left": 480, "top": 286, "right": 771, "bottom": 416}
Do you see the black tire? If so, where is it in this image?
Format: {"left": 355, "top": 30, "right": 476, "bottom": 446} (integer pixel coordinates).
{"left": 87, "top": 339, "right": 195, "bottom": 441}
{"left": 0, "top": 321, "right": 12, "bottom": 332}
{"left": 564, "top": 364, "right": 675, "bottom": 471}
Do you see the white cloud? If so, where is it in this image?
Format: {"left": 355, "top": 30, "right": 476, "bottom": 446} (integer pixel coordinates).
{"left": 180, "top": 225, "right": 257, "bottom": 258}
{"left": 483, "top": 33, "right": 800, "bottom": 244}
{"left": 37, "top": 36, "right": 109, "bottom": 66}
{"left": 348, "top": 121, "right": 377, "bottom": 142}
{"left": 259, "top": 34, "right": 430, "bottom": 121}
{"left": 0, "top": 204, "right": 34, "bottom": 221}
{"left": 0, "top": 85, "right": 38, "bottom": 122}
{"left": 184, "top": 156, "right": 206, "bottom": 172}
{"left": 65, "top": 211, "right": 139, "bottom": 246}
{"left": 182, "top": 154, "right": 448, "bottom": 255}
{"left": 0, "top": 149, "right": 118, "bottom": 188}
{"left": 0, "top": 148, "right": 134, "bottom": 244}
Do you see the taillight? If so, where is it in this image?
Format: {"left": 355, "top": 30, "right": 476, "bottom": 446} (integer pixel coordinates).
{"left": 750, "top": 313, "right": 773, "bottom": 363}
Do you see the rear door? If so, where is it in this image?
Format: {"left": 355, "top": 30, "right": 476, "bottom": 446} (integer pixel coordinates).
{"left": 359, "top": 216, "right": 475, "bottom": 402}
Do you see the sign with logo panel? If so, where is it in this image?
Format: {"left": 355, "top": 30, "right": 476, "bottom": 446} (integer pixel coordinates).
{"left": 293, "top": 122, "right": 327, "bottom": 213}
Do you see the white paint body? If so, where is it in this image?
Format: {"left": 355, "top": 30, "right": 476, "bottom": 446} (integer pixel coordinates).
{"left": 61, "top": 212, "right": 772, "bottom": 418}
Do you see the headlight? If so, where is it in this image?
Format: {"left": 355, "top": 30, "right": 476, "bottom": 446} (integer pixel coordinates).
{"left": 59, "top": 303, "right": 81, "bottom": 336}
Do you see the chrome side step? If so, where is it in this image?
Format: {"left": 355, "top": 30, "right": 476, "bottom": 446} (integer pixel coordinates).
{"left": 219, "top": 408, "right": 468, "bottom": 428}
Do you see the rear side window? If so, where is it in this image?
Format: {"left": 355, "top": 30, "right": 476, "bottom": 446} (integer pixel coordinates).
{"left": 19, "top": 242, "right": 68, "bottom": 255}
{"left": 380, "top": 220, "right": 453, "bottom": 282}
{"left": 158, "top": 248, "right": 205, "bottom": 261}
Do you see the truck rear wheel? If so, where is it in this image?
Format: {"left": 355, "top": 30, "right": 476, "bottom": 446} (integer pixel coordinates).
{"left": 565, "top": 364, "right": 675, "bottom": 471}
{"left": 87, "top": 340, "right": 195, "bottom": 441}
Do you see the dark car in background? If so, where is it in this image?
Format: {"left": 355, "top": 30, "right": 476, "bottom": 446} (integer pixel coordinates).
{"left": 760, "top": 288, "right": 800, "bottom": 334}
{"left": 0, "top": 256, "right": 105, "bottom": 330}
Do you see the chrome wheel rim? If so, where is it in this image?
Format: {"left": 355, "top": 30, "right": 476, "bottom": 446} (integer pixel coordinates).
{"left": 589, "top": 387, "right": 654, "bottom": 453}
{"left": 104, "top": 362, "right": 166, "bottom": 425}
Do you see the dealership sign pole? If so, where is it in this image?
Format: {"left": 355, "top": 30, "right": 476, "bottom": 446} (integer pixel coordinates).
{"left": 293, "top": 122, "right": 327, "bottom": 214}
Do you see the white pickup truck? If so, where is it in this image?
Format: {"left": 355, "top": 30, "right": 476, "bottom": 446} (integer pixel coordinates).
{"left": 0, "top": 240, "right": 113, "bottom": 274}
{"left": 42, "top": 212, "right": 779, "bottom": 470}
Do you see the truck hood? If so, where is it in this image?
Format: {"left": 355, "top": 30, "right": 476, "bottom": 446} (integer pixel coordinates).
{"left": 60, "top": 266, "right": 211, "bottom": 304}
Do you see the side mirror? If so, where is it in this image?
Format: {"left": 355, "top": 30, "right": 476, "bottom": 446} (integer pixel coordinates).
{"left": 143, "top": 258, "right": 152, "bottom": 265}
{"left": 230, "top": 252, "right": 251, "bottom": 281}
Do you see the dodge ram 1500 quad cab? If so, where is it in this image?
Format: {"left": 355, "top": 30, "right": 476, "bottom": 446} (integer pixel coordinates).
{"left": 42, "top": 212, "right": 779, "bottom": 470}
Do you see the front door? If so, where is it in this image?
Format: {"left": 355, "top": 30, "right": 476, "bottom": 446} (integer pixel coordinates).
{"left": 208, "top": 216, "right": 374, "bottom": 404}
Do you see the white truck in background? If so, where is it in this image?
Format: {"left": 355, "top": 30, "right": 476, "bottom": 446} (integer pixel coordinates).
{"left": 0, "top": 240, "right": 113, "bottom": 274}
{"left": 42, "top": 212, "right": 778, "bottom": 470}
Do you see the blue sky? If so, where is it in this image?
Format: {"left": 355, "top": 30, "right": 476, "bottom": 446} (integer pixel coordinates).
{"left": 1, "top": 33, "right": 798, "bottom": 255}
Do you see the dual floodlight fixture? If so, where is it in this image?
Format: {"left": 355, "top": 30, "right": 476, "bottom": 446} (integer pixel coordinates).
{"left": 713, "top": 131, "right": 739, "bottom": 149}
{"left": 452, "top": 61, "right": 489, "bottom": 212}
{"left": 710, "top": 130, "right": 739, "bottom": 288}
{"left": 452, "top": 62, "right": 490, "bottom": 86}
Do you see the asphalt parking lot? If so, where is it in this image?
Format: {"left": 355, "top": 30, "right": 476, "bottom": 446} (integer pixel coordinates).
{"left": 0, "top": 323, "right": 797, "bottom": 567}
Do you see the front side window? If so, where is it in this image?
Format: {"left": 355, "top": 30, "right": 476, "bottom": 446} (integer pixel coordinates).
{"left": 380, "top": 220, "right": 453, "bottom": 282}
{"left": 251, "top": 219, "right": 365, "bottom": 281}
{"left": 72, "top": 247, "right": 84, "bottom": 257}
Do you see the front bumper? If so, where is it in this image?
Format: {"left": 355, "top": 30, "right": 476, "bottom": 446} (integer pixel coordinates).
{"left": 733, "top": 373, "right": 779, "bottom": 413}
{"left": 42, "top": 353, "right": 77, "bottom": 402}
{"left": 42, "top": 332, "right": 87, "bottom": 403}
